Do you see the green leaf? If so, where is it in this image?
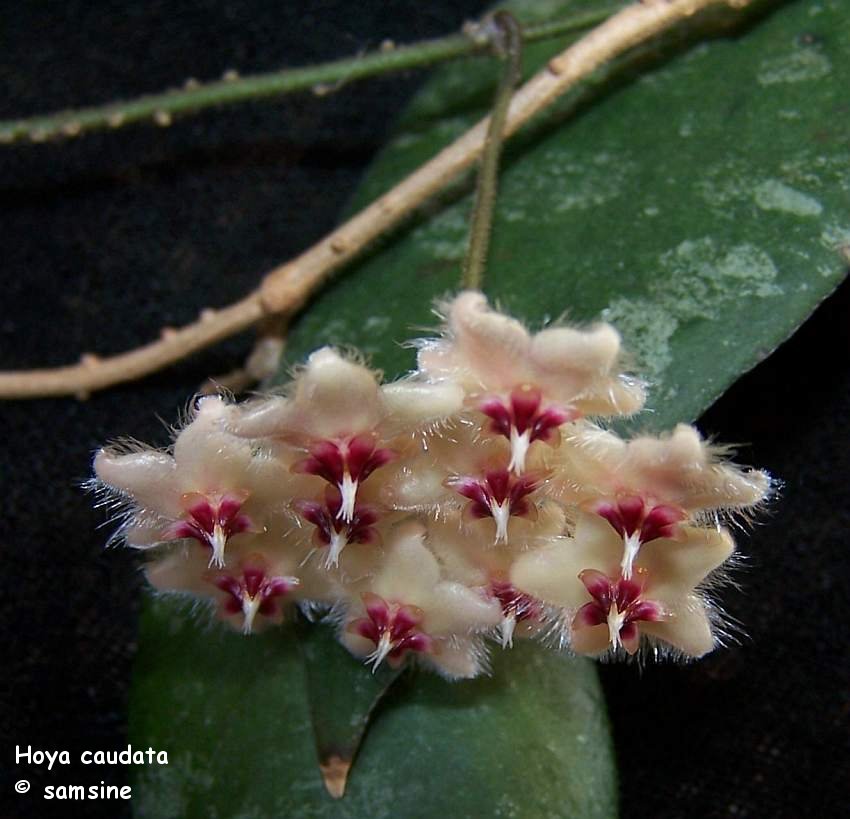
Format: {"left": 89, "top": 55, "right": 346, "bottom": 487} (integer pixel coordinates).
{"left": 295, "top": 617, "right": 402, "bottom": 798}
{"left": 129, "top": 0, "right": 850, "bottom": 815}
{"left": 131, "top": 601, "right": 616, "bottom": 818}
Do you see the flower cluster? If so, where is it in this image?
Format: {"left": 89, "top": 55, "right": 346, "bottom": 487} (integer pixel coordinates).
{"left": 93, "top": 292, "right": 770, "bottom": 678}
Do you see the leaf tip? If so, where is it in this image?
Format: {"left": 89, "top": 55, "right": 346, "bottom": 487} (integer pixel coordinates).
{"left": 319, "top": 754, "right": 352, "bottom": 799}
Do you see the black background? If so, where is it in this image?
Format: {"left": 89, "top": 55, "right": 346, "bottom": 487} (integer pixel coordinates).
{"left": 2, "top": 2, "right": 848, "bottom": 817}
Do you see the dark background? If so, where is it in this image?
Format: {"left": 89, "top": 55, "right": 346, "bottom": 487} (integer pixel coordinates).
{"left": 1, "top": 2, "right": 848, "bottom": 817}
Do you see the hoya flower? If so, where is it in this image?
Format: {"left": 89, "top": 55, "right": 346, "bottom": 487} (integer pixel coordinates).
{"left": 427, "top": 511, "right": 564, "bottom": 648}
{"left": 379, "top": 423, "right": 553, "bottom": 546}
{"left": 415, "top": 291, "right": 645, "bottom": 473}
{"left": 347, "top": 593, "right": 432, "bottom": 670}
{"left": 480, "top": 384, "right": 577, "bottom": 475}
{"left": 94, "top": 396, "right": 288, "bottom": 568}
{"left": 144, "top": 539, "right": 306, "bottom": 634}
{"left": 571, "top": 570, "right": 665, "bottom": 655}
{"left": 230, "top": 347, "right": 463, "bottom": 523}
{"left": 446, "top": 468, "right": 545, "bottom": 545}
{"left": 511, "top": 511, "right": 734, "bottom": 658}
{"left": 340, "top": 522, "right": 502, "bottom": 678}
{"left": 210, "top": 554, "right": 300, "bottom": 635}
{"left": 378, "top": 422, "right": 508, "bottom": 512}
{"left": 293, "top": 486, "right": 383, "bottom": 569}
{"left": 553, "top": 422, "right": 770, "bottom": 578}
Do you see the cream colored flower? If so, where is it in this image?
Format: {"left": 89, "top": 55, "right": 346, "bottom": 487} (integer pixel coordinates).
{"left": 340, "top": 522, "right": 502, "bottom": 678}
{"left": 512, "top": 511, "right": 733, "bottom": 658}
{"left": 427, "top": 511, "right": 564, "bottom": 648}
{"left": 145, "top": 540, "right": 298, "bottom": 635}
{"left": 94, "top": 395, "right": 287, "bottom": 567}
{"left": 379, "top": 423, "right": 553, "bottom": 547}
{"left": 230, "top": 347, "right": 462, "bottom": 523}
{"left": 415, "top": 291, "right": 645, "bottom": 474}
{"left": 553, "top": 422, "right": 770, "bottom": 578}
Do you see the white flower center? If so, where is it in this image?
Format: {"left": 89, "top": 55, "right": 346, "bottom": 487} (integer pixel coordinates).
{"left": 620, "top": 531, "right": 643, "bottom": 580}
{"left": 508, "top": 426, "right": 532, "bottom": 475}
{"left": 208, "top": 523, "right": 228, "bottom": 569}
{"left": 337, "top": 472, "right": 358, "bottom": 522}
{"left": 499, "top": 613, "right": 517, "bottom": 649}
{"left": 489, "top": 498, "right": 512, "bottom": 544}
{"left": 241, "top": 593, "right": 262, "bottom": 635}
{"left": 325, "top": 530, "right": 348, "bottom": 569}
{"left": 607, "top": 604, "right": 626, "bottom": 651}
{"left": 365, "top": 630, "right": 393, "bottom": 672}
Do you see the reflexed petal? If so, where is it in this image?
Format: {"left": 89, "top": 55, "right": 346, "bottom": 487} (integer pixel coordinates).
{"left": 510, "top": 538, "right": 592, "bottom": 609}
{"left": 229, "top": 396, "right": 291, "bottom": 439}
{"left": 426, "top": 582, "right": 502, "bottom": 634}
{"left": 145, "top": 547, "right": 211, "bottom": 596}
{"left": 291, "top": 348, "right": 383, "bottom": 439}
{"left": 573, "top": 511, "right": 630, "bottom": 572}
{"left": 173, "top": 397, "right": 255, "bottom": 488}
{"left": 380, "top": 381, "right": 465, "bottom": 432}
{"left": 379, "top": 460, "right": 449, "bottom": 510}
{"left": 638, "top": 526, "right": 735, "bottom": 602}
{"left": 372, "top": 523, "right": 440, "bottom": 603}
{"left": 94, "top": 449, "right": 181, "bottom": 517}
{"left": 570, "top": 623, "right": 611, "bottom": 656}
{"left": 531, "top": 324, "right": 645, "bottom": 415}
{"left": 577, "top": 377, "right": 646, "bottom": 417}
{"left": 419, "top": 291, "right": 531, "bottom": 390}
{"left": 531, "top": 325, "right": 617, "bottom": 393}
{"left": 625, "top": 424, "right": 771, "bottom": 510}
{"left": 531, "top": 324, "right": 619, "bottom": 378}
{"left": 640, "top": 595, "right": 715, "bottom": 657}
{"left": 425, "top": 636, "right": 488, "bottom": 680}
{"left": 425, "top": 513, "right": 495, "bottom": 587}
{"left": 123, "top": 519, "right": 167, "bottom": 547}
{"left": 236, "top": 348, "right": 384, "bottom": 441}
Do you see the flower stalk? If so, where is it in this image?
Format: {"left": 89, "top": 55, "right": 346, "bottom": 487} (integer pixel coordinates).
{"left": 462, "top": 11, "right": 524, "bottom": 291}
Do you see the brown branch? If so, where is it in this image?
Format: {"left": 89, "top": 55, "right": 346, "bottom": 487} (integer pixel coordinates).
{"left": 0, "top": 0, "right": 752, "bottom": 400}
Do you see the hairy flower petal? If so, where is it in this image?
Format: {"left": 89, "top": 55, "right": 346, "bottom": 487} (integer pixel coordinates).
{"left": 640, "top": 595, "right": 715, "bottom": 657}
{"left": 417, "top": 291, "right": 644, "bottom": 416}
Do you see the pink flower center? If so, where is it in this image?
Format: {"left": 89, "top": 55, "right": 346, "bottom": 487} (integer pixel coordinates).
{"left": 480, "top": 384, "right": 577, "bottom": 474}
{"left": 594, "top": 495, "right": 685, "bottom": 579}
{"left": 348, "top": 592, "right": 432, "bottom": 670}
{"left": 447, "top": 468, "right": 542, "bottom": 544}
{"left": 573, "top": 569, "right": 664, "bottom": 655}
{"left": 294, "top": 486, "right": 381, "bottom": 568}
{"left": 211, "top": 556, "right": 299, "bottom": 634}
{"left": 165, "top": 490, "right": 256, "bottom": 568}
{"left": 293, "top": 434, "right": 396, "bottom": 523}
{"left": 489, "top": 579, "right": 542, "bottom": 647}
